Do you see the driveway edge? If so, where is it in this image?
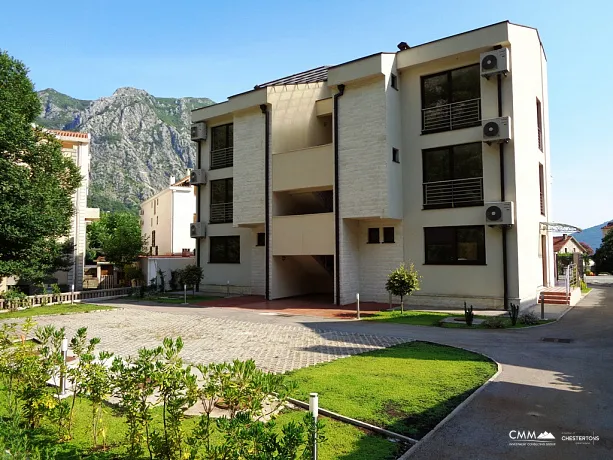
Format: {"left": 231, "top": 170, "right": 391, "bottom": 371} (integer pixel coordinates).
{"left": 397, "top": 348, "right": 502, "bottom": 460}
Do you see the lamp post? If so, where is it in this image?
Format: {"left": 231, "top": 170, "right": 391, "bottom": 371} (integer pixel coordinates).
{"left": 309, "top": 393, "right": 319, "bottom": 459}
{"left": 356, "top": 293, "right": 360, "bottom": 320}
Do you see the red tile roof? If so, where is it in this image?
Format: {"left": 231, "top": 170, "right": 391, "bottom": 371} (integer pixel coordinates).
{"left": 579, "top": 242, "right": 595, "bottom": 255}
{"left": 553, "top": 235, "right": 589, "bottom": 254}
{"left": 47, "top": 129, "right": 89, "bottom": 139}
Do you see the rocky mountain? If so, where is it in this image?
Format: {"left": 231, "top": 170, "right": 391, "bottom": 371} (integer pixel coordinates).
{"left": 36, "top": 88, "right": 214, "bottom": 212}
{"left": 573, "top": 220, "right": 612, "bottom": 252}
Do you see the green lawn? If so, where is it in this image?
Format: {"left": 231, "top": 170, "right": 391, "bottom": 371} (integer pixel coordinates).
{"left": 0, "top": 303, "right": 113, "bottom": 320}
{"left": 287, "top": 341, "right": 497, "bottom": 439}
{"left": 364, "top": 310, "right": 551, "bottom": 328}
{"left": 140, "top": 294, "right": 220, "bottom": 304}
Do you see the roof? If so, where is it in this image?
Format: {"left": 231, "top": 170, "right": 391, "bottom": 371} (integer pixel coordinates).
{"left": 255, "top": 66, "right": 329, "bottom": 89}
{"left": 46, "top": 129, "right": 89, "bottom": 139}
{"left": 578, "top": 242, "right": 595, "bottom": 256}
{"left": 172, "top": 175, "right": 190, "bottom": 187}
{"left": 553, "top": 235, "right": 587, "bottom": 253}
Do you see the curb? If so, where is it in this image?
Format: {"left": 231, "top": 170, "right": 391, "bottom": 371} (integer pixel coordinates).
{"left": 397, "top": 348, "right": 502, "bottom": 460}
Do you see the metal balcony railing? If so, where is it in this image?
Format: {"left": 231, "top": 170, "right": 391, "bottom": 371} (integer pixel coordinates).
{"left": 422, "top": 98, "right": 481, "bottom": 133}
{"left": 210, "top": 147, "right": 233, "bottom": 170}
{"left": 423, "top": 177, "right": 483, "bottom": 208}
{"left": 210, "top": 202, "right": 233, "bottom": 223}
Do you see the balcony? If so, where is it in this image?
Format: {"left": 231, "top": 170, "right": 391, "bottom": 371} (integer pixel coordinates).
{"left": 211, "top": 147, "right": 233, "bottom": 170}
{"left": 422, "top": 98, "right": 481, "bottom": 134}
{"left": 272, "top": 213, "right": 334, "bottom": 256}
{"left": 210, "top": 202, "right": 233, "bottom": 224}
{"left": 273, "top": 144, "right": 333, "bottom": 192}
{"left": 423, "top": 177, "right": 483, "bottom": 209}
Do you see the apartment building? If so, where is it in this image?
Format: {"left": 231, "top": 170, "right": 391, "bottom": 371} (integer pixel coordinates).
{"left": 140, "top": 175, "right": 196, "bottom": 287}
{"left": 49, "top": 130, "right": 100, "bottom": 291}
{"left": 190, "top": 21, "right": 554, "bottom": 308}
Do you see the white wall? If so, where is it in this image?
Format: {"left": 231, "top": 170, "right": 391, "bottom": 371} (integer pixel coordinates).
{"left": 251, "top": 225, "right": 266, "bottom": 296}
{"left": 171, "top": 188, "right": 196, "bottom": 254}
{"left": 143, "top": 257, "right": 195, "bottom": 290}
{"left": 338, "top": 219, "right": 360, "bottom": 304}
{"left": 141, "top": 189, "right": 172, "bottom": 255}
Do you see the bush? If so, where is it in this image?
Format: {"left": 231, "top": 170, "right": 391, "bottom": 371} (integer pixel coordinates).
{"left": 385, "top": 263, "right": 421, "bottom": 314}
{"left": 580, "top": 280, "right": 588, "bottom": 291}
{"left": 463, "top": 302, "right": 474, "bottom": 326}
{"left": 169, "top": 270, "right": 180, "bottom": 291}
{"left": 0, "top": 288, "right": 28, "bottom": 310}
{"left": 482, "top": 317, "right": 506, "bottom": 328}
{"left": 519, "top": 312, "right": 540, "bottom": 325}
{"left": 508, "top": 303, "right": 519, "bottom": 326}
{"left": 181, "top": 265, "right": 204, "bottom": 294}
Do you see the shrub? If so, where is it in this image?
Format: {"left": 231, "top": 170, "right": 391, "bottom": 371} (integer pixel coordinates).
{"left": 385, "top": 262, "right": 421, "bottom": 313}
{"left": 508, "top": 303, "right": 519, "bottom": 326}
{"left": 463, "top": 302, "right": 474, "bottom": 326}
{"left": 482, "top": 317, "right": 506, "bottom": 328}
{"left": 580, "top": 280, "right": 588, "bottom": 291}
{"left": 169, "top": 270, "right": 180, "bottom": 291}
{"left": 519, "top": 312, "right": 540, "bottom": 325}
{"left": 181, "top": 265, "right": 204, "bottom": 295}
{"left": 1, "top": 288, "right": 28, "bottom": 310}
{"left": 123, "top": 264, "right": 144, "bottom": 287}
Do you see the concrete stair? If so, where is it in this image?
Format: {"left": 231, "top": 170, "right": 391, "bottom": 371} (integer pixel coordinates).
{"left": 540, "top": 290, "right": 571, "bottom": 305}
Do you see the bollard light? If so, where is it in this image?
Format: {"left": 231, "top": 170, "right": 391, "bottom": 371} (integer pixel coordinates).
{"left": 356, "top": 293, "right": 360, "bottom": 320}
{"left": 309, "top": 393, "right": 319, "bottom": 459}
{"left": 61, "top": 338, "right": 68, "bottom": 353}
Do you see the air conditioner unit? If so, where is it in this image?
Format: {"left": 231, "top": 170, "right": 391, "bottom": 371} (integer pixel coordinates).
{"left": 190, "top": 169, "right": 207, "bottom": 185}
{"left": 480, "top": 48, "right": 510, "bottom": 78}
{"left": 190, "top": 222, "right": 207, "bottom": 239}
{"left": 482, "top": 117, "right": 512, "bottom": 144}
{"left": 485, "top": 201, "right": 515, "bottom": 226}
{"left": 191, "top": 122, "right": 207, "bottom": 141}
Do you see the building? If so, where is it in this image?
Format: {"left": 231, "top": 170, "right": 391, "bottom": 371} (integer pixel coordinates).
{"left": 602, "top": 222, "right": 613, "bottom": 239}
{"left": 190, "top": 21, "right": 553, "bottom": 308}
{"left": 140, "top": 175, "right": 196, "bottom": 288}
{"left": 47, "top": 130, "right": 100, "bottom": 291}
{"left": 553, "top": 235, "right": 588, "bottom": 254}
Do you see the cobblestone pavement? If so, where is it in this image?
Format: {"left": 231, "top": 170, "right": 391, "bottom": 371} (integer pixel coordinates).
{"left": 7, "top": 308, "right": 410, "bottom": 373}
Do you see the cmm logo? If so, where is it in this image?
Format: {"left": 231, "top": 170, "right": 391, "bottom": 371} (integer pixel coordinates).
{"left": 509, "top": 431, "right": 556, "bottom": 445}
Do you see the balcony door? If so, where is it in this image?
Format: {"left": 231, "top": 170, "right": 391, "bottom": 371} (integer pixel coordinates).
{"left": 210, "top": 178, "right": 233, "bottom": 223}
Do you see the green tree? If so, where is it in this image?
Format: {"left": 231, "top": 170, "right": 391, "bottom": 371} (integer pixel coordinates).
{"left": 179, "top": 265, "right": 203, "bottom": 294}
{"left": 385, "top": 262, "right": 421, "bottom": 314}
{"left": 87, "top": 212, "right": 147, "bottom": 265}
{"left": 593, "top": 231, "right": 613, "bottom": 274}
{"left": 0, "top": 50, "right": 81, "bottom": 282}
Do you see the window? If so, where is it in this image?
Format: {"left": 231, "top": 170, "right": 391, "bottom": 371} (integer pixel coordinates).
{"left": 210, "top": 123, "right": 234, "bottom": 169}
{"left": 151, "top": 230, "right": 156, "bottom": 247}
{"left": 210, "top": 178, "right": 233, "bottom": 223}
{"left": 424, "top": 226, "right": 486, "bottom": 265}
{"left": 256, "top": 232, "right": 266, "bottom": 246}
{"left": 422, "top": 142, "right": 483, "bottom": 209}
{"left": 156, "top": 216, "right": 158, "bottom": 225}
{"left": 536, "top": 98, "right": 543, "bottom": 151}
{"left": 383, "top": 227, "right": 395, "bottom": 243}
{"left": 392, "top": 148, "right": 400, "bottom": 163}
{"left": 539, "top": 163, "right": 545, "bottom": 216}
{"left": 150, "top": 218, "right": 153, "bottom": 226}
{"left": 367, "top": 228, "right": 380, "bottom": 244}
{"left": 421, "top": 64, "right": 481, "bottom": 133}
{"left": 391, "top": 73, "right": 398, "bottom": 90}
{"left": 210, "top": 236, "right": 240, "bottom": 263}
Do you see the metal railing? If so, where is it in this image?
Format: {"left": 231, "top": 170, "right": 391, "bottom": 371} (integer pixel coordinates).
{"left": 423, "top": 177, "right": 483, "bottom": 208}
{"left": 210, "top": 202, "right": 233, "bottom": 223}
{"left": 422, "top": 98, "right": 481, "bottom": 133}
{"left": 565, "top": 263, "right": 579, "bottom": 295}
{"left": 210, "top": 147, "right": 233, "bottom": 170}
{"left": 0, "top": 287, "right": 132, "bottom": 310}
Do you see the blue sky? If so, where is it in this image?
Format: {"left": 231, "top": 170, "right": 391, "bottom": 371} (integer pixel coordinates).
{"left": 1, "top": 0, "right": 611, "bottom": 229}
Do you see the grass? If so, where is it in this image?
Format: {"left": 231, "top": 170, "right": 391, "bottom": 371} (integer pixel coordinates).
{"left": 287, "top": 341, "right": 497, "bottom": 440}
{"left": 364, "top": 310, "right": 552, "bottom": 328}
{"left": 140, "top": 294, "right": 220, "bottom": 305}
{"left": 581, "top": 287, "right": 592, "bottom": 294}
{"left": 0, "top": 303, "right": 113, "bottom": 320}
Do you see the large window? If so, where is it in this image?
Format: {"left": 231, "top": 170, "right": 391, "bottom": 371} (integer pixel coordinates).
{"left": 424, "top": 226, "right": 486, "bottom": 265}
{"left": 422, "top": 142, "right": 483, "bottom": 209}
{"left": 210, "top": 178, "right": 233, "bottom": 223}
{"left": 210, "top": 123, "right": 233, "bottom": 169}
{"left": 421, "top": 64, "right": 481, "bottom": 133}
{"left": 210, "top": 236, "right": 240, "bottom": 263}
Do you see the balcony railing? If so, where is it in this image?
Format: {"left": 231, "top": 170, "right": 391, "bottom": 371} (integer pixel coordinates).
{"left": 210, "top": 202, "right": 233, "bottom": 223}
{"left": 423, "top": 177, "right": 483, "bottom": 208}
{"left": 210, "top": 147, "right": 233, "bottom": 170}
{"left": 422, "top": 98, "right": 481, "bottom": 133}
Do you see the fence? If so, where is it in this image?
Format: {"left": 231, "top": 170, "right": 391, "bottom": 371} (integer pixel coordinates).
{"left": 0, "top": 287, "right": 133, "bottom": 310}
{"left": 564, "top": 263, "right": 579, "bottom": 295}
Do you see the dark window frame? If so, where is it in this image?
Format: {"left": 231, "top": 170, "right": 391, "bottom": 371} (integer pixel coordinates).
{"left": 539, "top": 163, "right": 545, "bottom": 216}
{"left": 420, "top": 63, "right": 481, "bottom": 134}
{"left": 422, "top": 142, "right": 484, "bottom": 209}
{"left": 209, "top": 236, "right": 240, "bottom": 264}
{"left": 256, "top": 232, "right": 266, "bottom": 247}
{"left": 210, "top": 123, "right": 234, "bottom": 170}
{"left": 383, "top": 227, "right": 395, "bottom": 243}
{"left": 391, "top": 73, "right": 398, "bottom": 90}
{"left": 367, "top": 228, "right": 380, "bottom": 244}
{"left": 424, "top": 225, "right": 486, "bottom": 265}
{"left": 392, "top": 147, "right": 400, "bottom": 164}
{"left": 209, "top": 178, "right": 233, "bottom": 224}
{"left": 536, "top": 98, "right": 543, "bottom": 151}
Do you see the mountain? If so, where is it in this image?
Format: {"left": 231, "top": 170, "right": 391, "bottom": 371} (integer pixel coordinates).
{"left": 573, "top": 220, "right": 612, "bottom": 251}
{"left": 36, "top": 88, "right": 214, "bottom": 213}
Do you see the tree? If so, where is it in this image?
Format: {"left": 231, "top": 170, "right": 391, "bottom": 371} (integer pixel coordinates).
{"left": 593, "top": 231, "right": 613, "bottom": 275}
{"left": 0, "top": 50, "right": 81, "bottom": 282}
{"left": 87, "top": 212, "right": 147, "bottom": 266}
{"left": 179, "top": 265, "right": 203, "bottom": 294}
{"left": 385, "top": 262, "right": 421, "bottom": 314}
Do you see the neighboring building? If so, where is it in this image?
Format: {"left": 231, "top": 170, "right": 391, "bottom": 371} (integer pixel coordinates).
{"left": 602, "top": 221, "right": 613, "bottom": 239}
{"left": 140, "top": 175, "right": 196, "bottom": 288}
{"left": 190, "top": 21, "right": 553, "bottom": 308}
{"left": 553, "top": 235, "right": 588, "bottom": 254}
{"left": 49, "top": 130, "right": 100, "bottom": 291}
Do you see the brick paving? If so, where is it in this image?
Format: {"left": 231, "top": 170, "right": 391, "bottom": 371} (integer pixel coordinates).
{"left": 7, "top": 308, "right": 409, "bottom": 373}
